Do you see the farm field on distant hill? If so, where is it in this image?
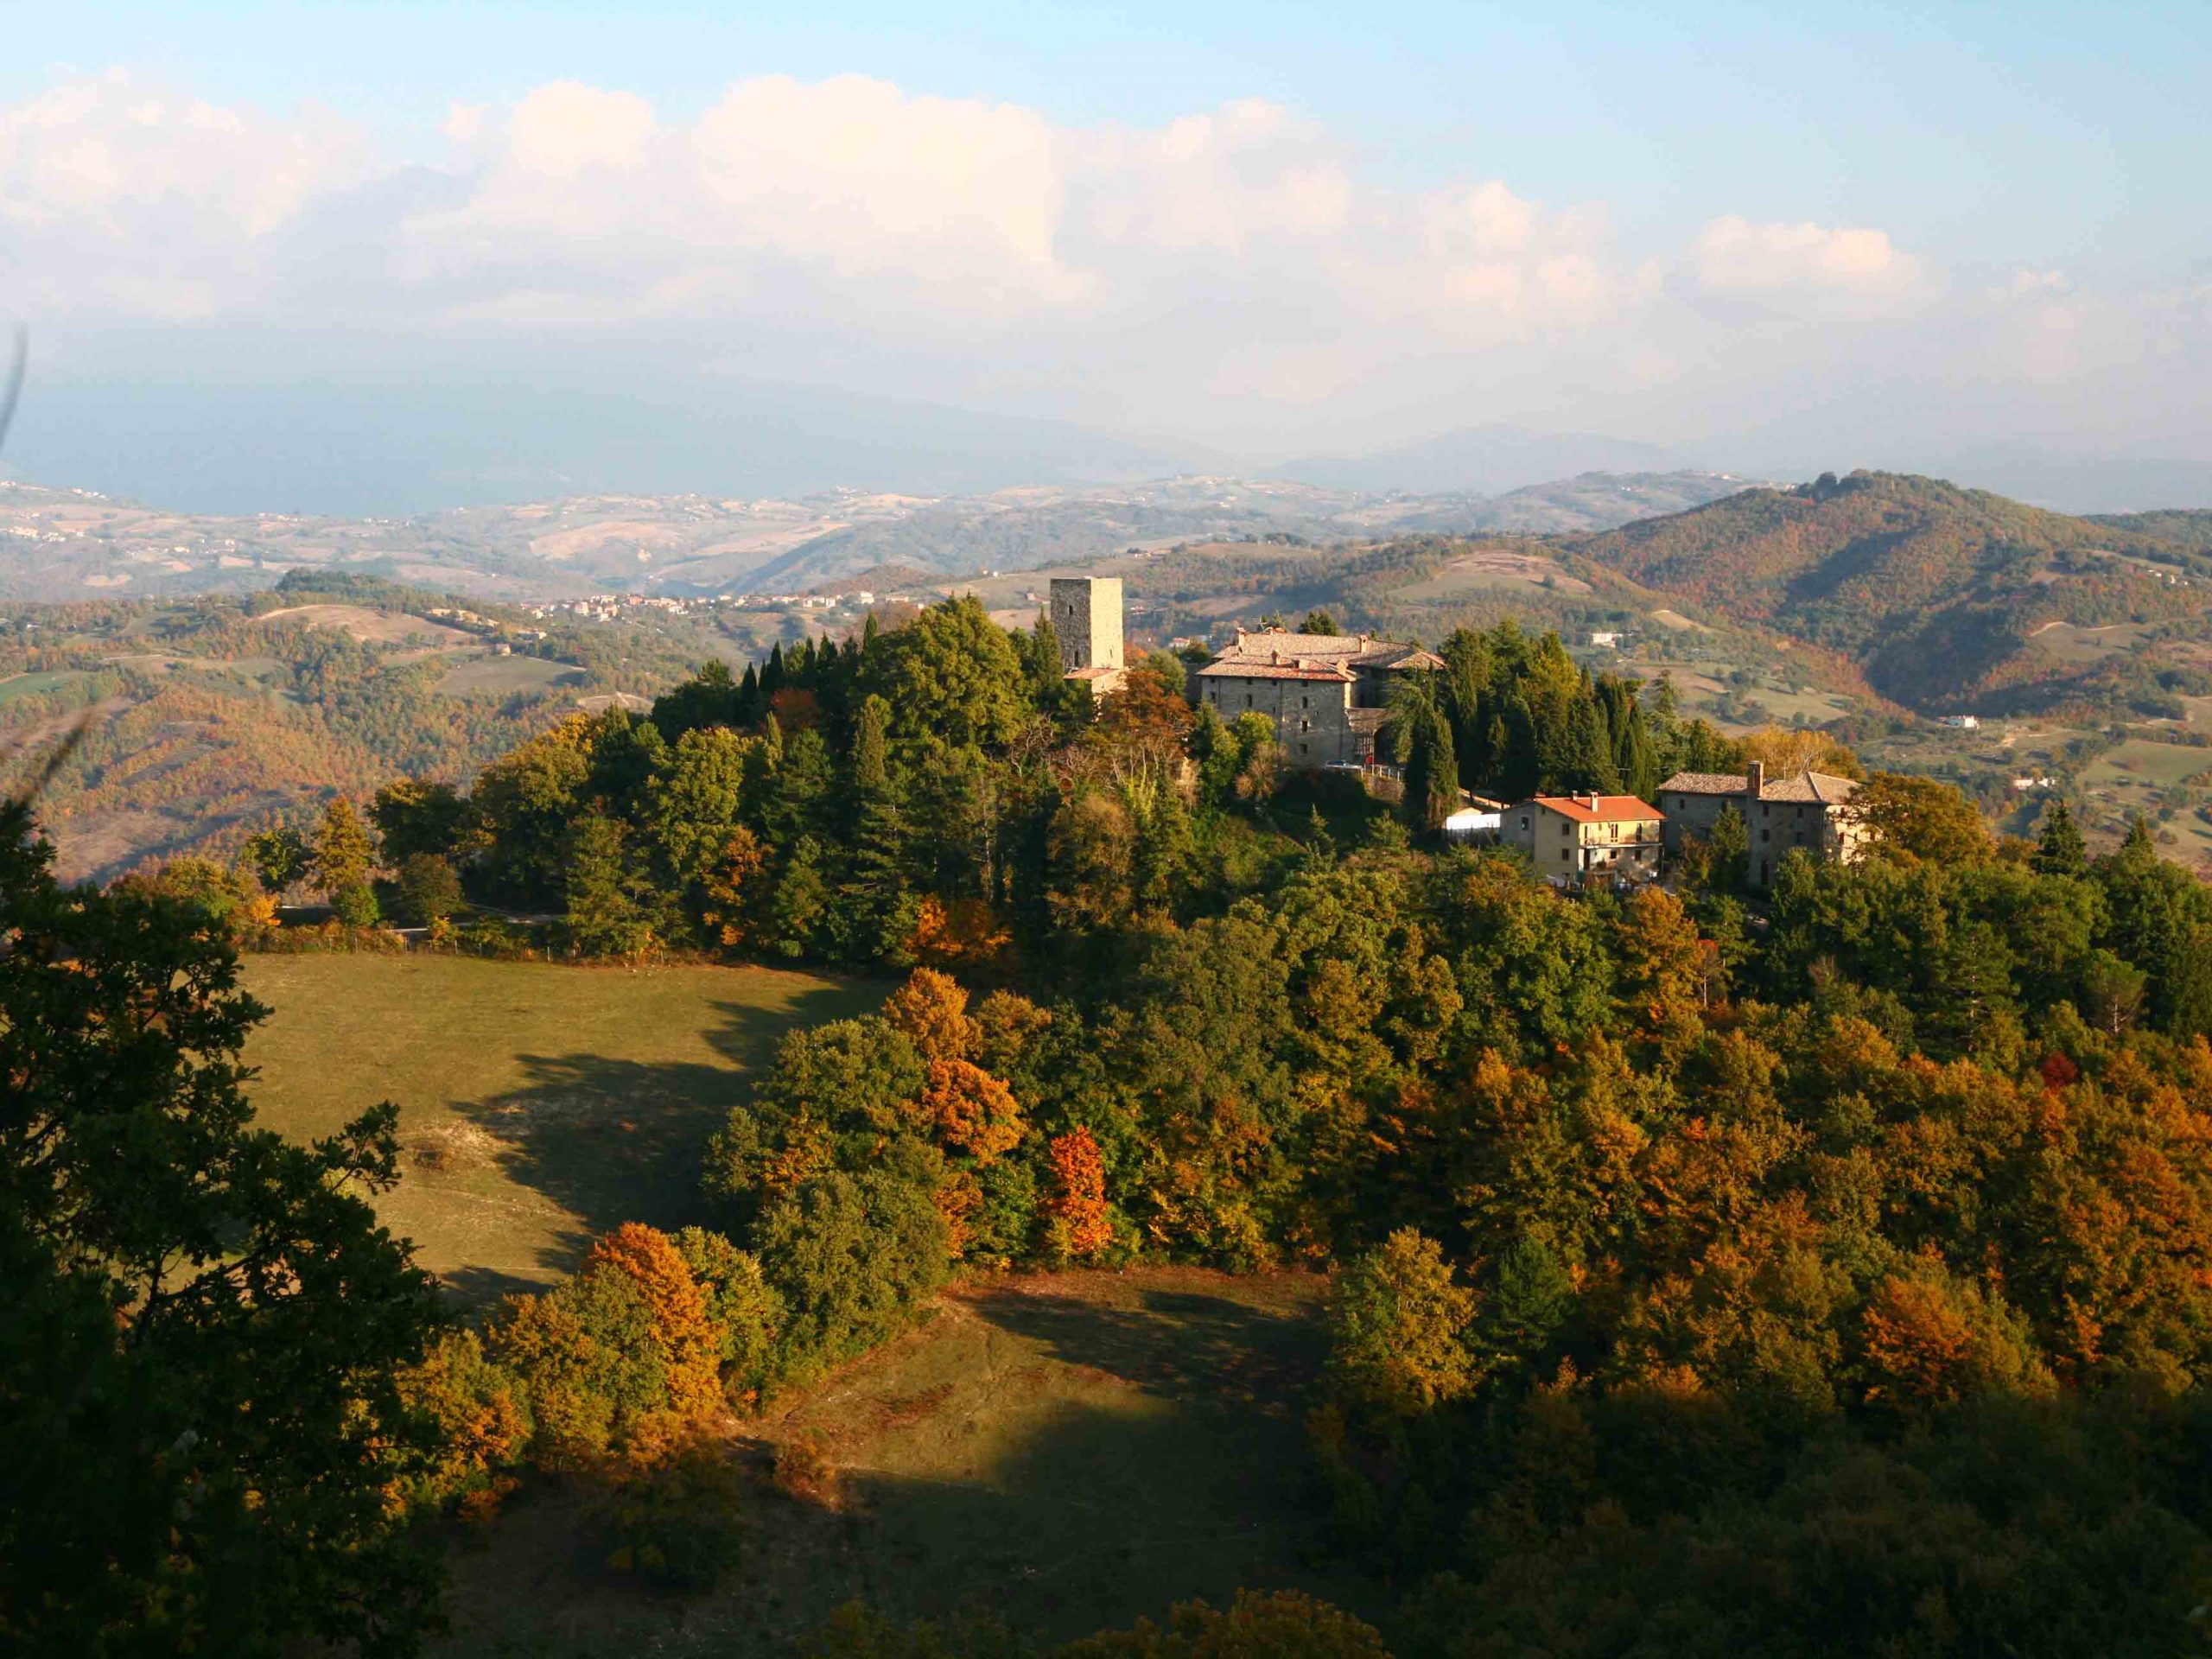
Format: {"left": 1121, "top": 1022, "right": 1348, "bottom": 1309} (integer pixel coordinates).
{"left": 433, "top": 1267, "right": 1381, "bottom": 1658}
{"left": 239, "top": 954, "right": 881, "bottom": 1304}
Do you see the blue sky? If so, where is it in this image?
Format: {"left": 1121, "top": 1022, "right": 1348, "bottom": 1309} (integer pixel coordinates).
{"left": 15, "top": 0, "right": 2206, "bottom": 270}
{"left": 0, "top": 3, "right": 2206, "bottom": 506}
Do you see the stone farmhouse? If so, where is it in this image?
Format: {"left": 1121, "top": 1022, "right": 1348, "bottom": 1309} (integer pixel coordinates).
{"left": 1192, "top": 626, "right": 1445, "bottom": 769}
{"left": 1656, "top": 761, "right": 1865, "bottom": 887}
{"left": 1504, "top": 794, "right": 1666, "bottom": 885}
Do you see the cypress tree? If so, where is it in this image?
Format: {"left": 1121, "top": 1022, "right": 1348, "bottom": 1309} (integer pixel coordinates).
{"left": 2034, "top": 798, "right": 2087, "bottom": 876}
{"left": 1029, "top": 608, "right": 1064, "bottom": 701}
{"left": 836, "top": 696, "right": 910, "bottom": 962}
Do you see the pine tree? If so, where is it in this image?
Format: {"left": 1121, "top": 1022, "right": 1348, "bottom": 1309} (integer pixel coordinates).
{"left": 1707, "top": 803, "right": 1750, "bottom": 893}
{"left": 1484, "top": 712, "right": 1513, "bottom": 795}
{"left": 835, "top": 696, "right": 911, "bottom": 961}
{"left": 2034, "top": 798, "right": 2087, "bottom": 876}
{"left": 767, "top": 836, "right": 829, "bottom": 957}
{"left": 1388, "top": 678, "right": 1460, "bottom": 834}
{"left": 563, "top": 811, "right": 658, "bottom": 958}
{"left": 1028, "top": 607, "right": 1064, "bottom": 700}
{"left": 756, "top": 728, "right": 831, "bottom": 850}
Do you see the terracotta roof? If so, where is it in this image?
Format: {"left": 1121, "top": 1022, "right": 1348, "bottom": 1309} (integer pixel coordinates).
{"left": 1529, "top": 793, "right": 1664, "bottom": 824}
{"left": 1658, "top": 769, "right": 1859, "bottom": 804}
{"left": 1064, "top": 665, "right": 1124, "bottom": 683}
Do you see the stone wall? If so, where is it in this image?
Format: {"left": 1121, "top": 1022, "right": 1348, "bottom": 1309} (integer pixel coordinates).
{"left": 1197, "top": 673, "right": 1363, "bottom": 766}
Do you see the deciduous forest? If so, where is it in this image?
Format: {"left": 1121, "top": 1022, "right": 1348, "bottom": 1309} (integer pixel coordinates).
{"left": 13, "top": 594, "right": 2212, "bottom": 1656}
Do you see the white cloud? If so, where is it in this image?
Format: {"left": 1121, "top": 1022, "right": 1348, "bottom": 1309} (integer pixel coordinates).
{"left": 0, "top": 71, "right": 367, "bottom": 317}
{"left": 1690, "top": 214, "right": 1924, "bottom": 302}
{"left": 0, "top": 68, "right": 2199, "bottom": 465}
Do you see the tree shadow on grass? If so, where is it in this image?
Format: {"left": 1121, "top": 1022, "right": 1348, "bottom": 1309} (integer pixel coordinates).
{"left": 439, "top": 1276, "right": 1378, "bottom": 1658}
{"left": 967, "top": 1282, "right": 1329, "bottom": 1407}
{"left": 766, "top": 1281, "right": 1344, "bottom": 1638}
{"left": 447, "top": 982, "right": 870, "bottom": 1280}
{"left": 442, "top": 1262, "right": 568, "bottom": 1318}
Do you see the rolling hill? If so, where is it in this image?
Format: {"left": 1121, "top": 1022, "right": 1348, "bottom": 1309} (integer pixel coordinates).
{"left": 1563, "top": 470, "right": 2212, "bottom": 711}
{"left": 0, "top": 471, "right": 1758, "bottom": 601}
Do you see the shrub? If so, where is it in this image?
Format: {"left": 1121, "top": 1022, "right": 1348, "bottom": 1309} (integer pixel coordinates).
{"left": 671, "top": 1225, "right": 785, "bottom": 1406}
{"left": 393, "top": 1328, "right": 531, "bottom": 1522}
{"left": 772, "top": 1432, "right": 841, "bottom": 1509}
{"left": 1058, "top": 1589, "right": 1393, "bottom": 1657}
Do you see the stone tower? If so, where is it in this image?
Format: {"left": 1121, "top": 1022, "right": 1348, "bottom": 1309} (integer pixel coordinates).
{"left": 1049, "top": 576, "right": 1124, "bottom": 674}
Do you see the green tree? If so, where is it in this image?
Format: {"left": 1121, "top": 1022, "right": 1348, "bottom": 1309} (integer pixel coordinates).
{"left": 0, "top": 799, "right": 443, "bottom": 1655}
{"left": 868, "top": 596, "right": 1030, "bottom": 749}
{"left": 242, "top": 820, "right": 311, "bottom": 896}
{"left": 395, "top": 852, "right": 463, "bottom": 926}
{"left": 648, "top": 726, "right": 758, "bottom": 892}
{"left": 1327, "top": 1229, "right": 1478, "bottom": 1422}
{"left": 2035, "top": 798, "right": 2088, "bottom": 876}
{"left": 753, "top": 1141, "right": 952, "bottom": 1381}
{"left": 766, "top": 836, "right": 831, "bottom": 959}
{"left": 1392, "top": 681, "right": 1459, "bottom": 835}
{"left": 1706, "top": 803, "right": 1750, "bottom": 893}
{"left": 370, "top": 779, "right": 466, "bottom": 865}
{"left": 563, "top": 810, "right": 660, "bottom": 958}
{"left": 314, "top": 795, "right": 377, "bottom": 895}
{"left": 1299, "top": 610, "right": 1340, "bottom": 635}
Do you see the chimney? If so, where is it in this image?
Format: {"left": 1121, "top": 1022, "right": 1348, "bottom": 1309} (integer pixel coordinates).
{"left": 1746, "top": 760, "right": 1765, "bottom": 801}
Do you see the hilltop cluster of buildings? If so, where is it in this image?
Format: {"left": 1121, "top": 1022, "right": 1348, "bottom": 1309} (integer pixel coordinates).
{"left": 1052, "top": 574, "right": 1867, "bottom": 889}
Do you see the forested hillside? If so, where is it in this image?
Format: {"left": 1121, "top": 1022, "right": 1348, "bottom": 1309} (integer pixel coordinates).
{"left": 36, "top": 590, "right": 2212, "bottom": 1657}
{"left": 0, "top": 574, "right": 713, "bottom": 879}
{"left": 1567, "top": 471, "right": 2212, "bottom": 710}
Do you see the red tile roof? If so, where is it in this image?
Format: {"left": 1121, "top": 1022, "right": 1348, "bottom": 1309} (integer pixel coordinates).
{"left": 1530, "top": 793, "right": 1664, "bottom": 824}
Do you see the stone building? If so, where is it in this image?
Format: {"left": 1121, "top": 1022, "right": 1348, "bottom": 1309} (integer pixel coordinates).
{"left": 1503, "top": 794, "right": 1666, "bottom": 885}
{"left": 1192, "top": 626, "right": 1444, "bottom": 769}
{"left": 1051, "top": 577, "right": 1124, "bottom": 678}
{"left": 1656, "top": 761, "right": 1864, "bottom": 887}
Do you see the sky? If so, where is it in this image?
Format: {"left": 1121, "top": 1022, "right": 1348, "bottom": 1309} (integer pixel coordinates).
{"left": 0, "top": 2, "right": 2206, "bottom": 510}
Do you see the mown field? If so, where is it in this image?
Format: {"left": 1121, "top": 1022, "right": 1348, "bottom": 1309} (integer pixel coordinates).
{"left": 239, "top": 954, "right": 881, "bottom": 1304}
{"left": 434, "top": 1267, "right": 1377, "bottom": 1657}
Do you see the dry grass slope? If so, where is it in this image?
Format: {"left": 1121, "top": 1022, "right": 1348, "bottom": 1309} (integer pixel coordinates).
{"left": 239, "top": 954, "right": 881, "bottom": 1303}
{"left": 433, "top": 1268, "right": 1382, "bottom": 1657}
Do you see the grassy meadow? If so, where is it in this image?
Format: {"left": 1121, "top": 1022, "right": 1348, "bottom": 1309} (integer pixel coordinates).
{"left": 433, "top": 1267, "right": 1378, "bottom": 1657}
{"left": 239, "top": 954, "right": 881, "bottom": 1303}
{"left": 238, "top": 954, "right": 1374, "bottom": 1654}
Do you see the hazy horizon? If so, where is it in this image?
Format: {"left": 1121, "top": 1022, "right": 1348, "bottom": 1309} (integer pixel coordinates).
{"left": 3, "top": 2, "right": 2206, "bottom": 513}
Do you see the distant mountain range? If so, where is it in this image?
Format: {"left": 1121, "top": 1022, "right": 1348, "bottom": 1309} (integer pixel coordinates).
{"left": 1263, "top": 423, "right": 1680, "bottom": 495}
{"left": 0, "top": 470, "right": 1759, "bottom": 602}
